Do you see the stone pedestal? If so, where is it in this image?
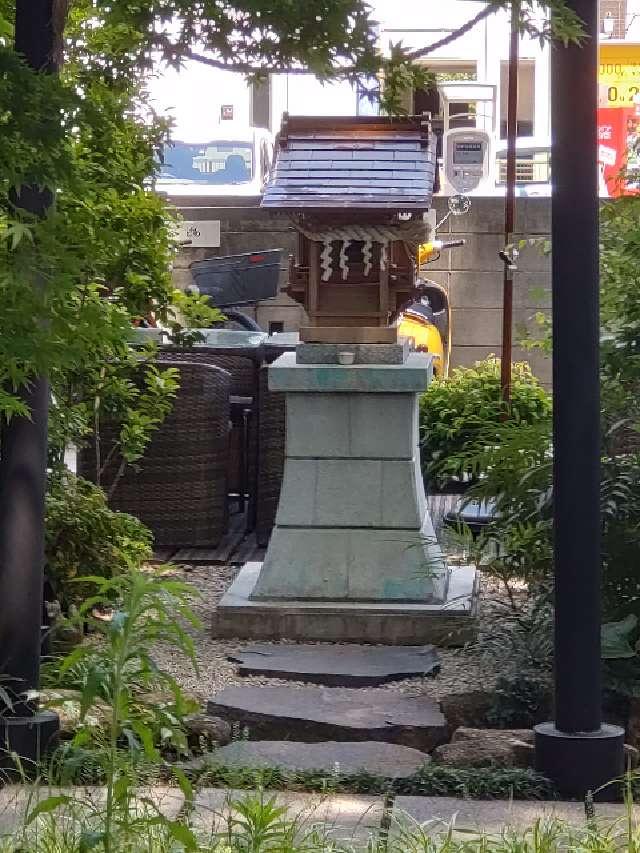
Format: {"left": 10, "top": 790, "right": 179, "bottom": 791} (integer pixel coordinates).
{"left": 252, "top": 353, "right": 447, "bottom": 604}
{"left": 213, "top": 350, "right": 478, "bottom": 644}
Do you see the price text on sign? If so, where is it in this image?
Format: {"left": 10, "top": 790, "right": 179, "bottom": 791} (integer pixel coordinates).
{"left": 600, "top": 79, "right": 640, "bottom": 106}
{"left": 599, "top": 45, "right": 640, "bottom": 108}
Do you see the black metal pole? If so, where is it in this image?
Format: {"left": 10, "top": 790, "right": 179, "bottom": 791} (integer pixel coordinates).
{"left": 534, "top": 0, "right": 624, "bottom": 799}
{"left": 0, "top": 0, "right": 59, "bottom": 768}
{"left": 500, "top": 0, "right": 519, "bottom": 404}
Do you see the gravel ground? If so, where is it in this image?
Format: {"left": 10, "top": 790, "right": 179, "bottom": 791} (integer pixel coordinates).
{"left": 154, "top": 562, "right": 505, "bottom": 708}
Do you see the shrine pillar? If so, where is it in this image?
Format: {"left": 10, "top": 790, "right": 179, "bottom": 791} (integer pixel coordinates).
{"left": 252, "top": 351, "right": 448, "bottom": 604}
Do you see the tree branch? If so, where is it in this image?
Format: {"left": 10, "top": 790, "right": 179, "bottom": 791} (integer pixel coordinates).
{"left": 185, "top": 52, "right": 316, "bottom": 75}
{"left": 183, "top": 4, "right": 502, "bottom": 77}
{"left": 407, "top": 3, "right": 502, "bottom": 60}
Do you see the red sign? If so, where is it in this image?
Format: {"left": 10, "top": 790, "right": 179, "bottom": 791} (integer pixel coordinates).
{"left": 598, "top": 105, "right": 640, "bottom": 196}
{"left": 220, "top": 105, "right": 234, "bottom": 121}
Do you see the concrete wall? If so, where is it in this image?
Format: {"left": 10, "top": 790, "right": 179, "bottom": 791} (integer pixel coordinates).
{"left": 428, "top": 196, "right": 552, "bottom": 383}
{"left": 172, "top": 204, "right": 305, "bottom": 333}
{"left": 173, "top": 196, "right": 552, "bottom": 382}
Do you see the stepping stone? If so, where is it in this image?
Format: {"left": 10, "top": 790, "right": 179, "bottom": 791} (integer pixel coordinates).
{"left": 207, "top": 686, "right": 448, "bottom": 752}
{"left": 210, "top": 740, "right": 430, "bottom": 780}
{"left": 229, "top": 643, "right": 440, "bottom": 687}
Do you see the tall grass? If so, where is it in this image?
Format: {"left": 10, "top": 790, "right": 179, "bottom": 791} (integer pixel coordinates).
{"left": 3, "top": 788, "right": 640, "bottom": 852}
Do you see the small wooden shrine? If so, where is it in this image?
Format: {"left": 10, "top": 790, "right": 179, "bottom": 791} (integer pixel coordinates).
{"left": 262, "top": 114, "right": 437, "bottom": 343}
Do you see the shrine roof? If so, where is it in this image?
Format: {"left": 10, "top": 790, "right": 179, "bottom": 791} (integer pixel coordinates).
{"left": 261, "top": 115, "right": 436, "bottom": 211}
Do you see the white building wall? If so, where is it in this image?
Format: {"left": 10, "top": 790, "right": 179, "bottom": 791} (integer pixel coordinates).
{"left": 150, "top": 2, "right": 553, "bottom": 144}
{"left": 267, "top": 1, "right": 551, "bottom": 142}
{"left": 623, "top": 0, "right": 640, "bottom": 39}
{"left": 270, "top": 74, "right": 357, "bottom": 127}
{"left": 149, "top": 63, "right": 252, "bottom": 141}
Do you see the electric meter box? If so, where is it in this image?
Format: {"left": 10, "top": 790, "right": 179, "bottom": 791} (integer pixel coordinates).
{"left": 444, "top": 129, "right": 492, "bottom": 194}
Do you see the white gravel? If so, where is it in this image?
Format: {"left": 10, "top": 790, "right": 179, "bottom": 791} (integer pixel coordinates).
{"left": 154, "top": 563, "right": 496, "bottom": 709}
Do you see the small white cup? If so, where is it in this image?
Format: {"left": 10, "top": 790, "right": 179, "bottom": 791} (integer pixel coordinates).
{"left": 338, "top": 351, "right": 355, "bottom": 365}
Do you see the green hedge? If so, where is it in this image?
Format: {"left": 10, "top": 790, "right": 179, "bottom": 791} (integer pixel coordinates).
{"left": 419, "top": 357, "right": 551, "bottom": 491}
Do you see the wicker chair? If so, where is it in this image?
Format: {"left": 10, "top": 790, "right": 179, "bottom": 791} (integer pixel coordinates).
{"left": 78, "top": 360, "right": 231, "bottom": 549}
{"left": 159, "top": 347, "right": 259, "bottom": 398}
{"left": 158, "top": 346, "right": 261, "bottom": 526}
{"left": 255, "top": 340, "right": 296, "bottom": 547}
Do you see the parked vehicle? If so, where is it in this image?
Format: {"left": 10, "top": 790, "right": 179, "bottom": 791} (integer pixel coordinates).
{"left": 155, "top": 125, "right": 274, "bottom": 198}
{"left": 396, "top": 195, "right": 470, "bottom": 377}
{"left": 188, "top": 249, "right": 283, "bottom": 331}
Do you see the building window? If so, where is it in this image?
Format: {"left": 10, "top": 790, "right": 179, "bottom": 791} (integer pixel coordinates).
{"left": 413, "top": 63, "right": 477, "bottom": 157}
{"left": 600, "top": 0, "right": 627, "bottom": 38}
{"left": 412, "top": 63, "right": 477, "bottom": 117}
{"left": 500, "top": 60, "right": 535, "bottom": 139}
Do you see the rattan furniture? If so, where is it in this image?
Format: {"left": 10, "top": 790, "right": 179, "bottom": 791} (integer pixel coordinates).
{"left": 255, "top": 335, "right": 298, "bottom": 547}
{"left": 158, "top": 345, "right": 262, "bottom": 527}
{"left": 78, "top": 360, "right": 231, "bottom": 549}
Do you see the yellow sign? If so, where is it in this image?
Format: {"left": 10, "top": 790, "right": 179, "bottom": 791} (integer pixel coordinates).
{"left": 600, "top": 43, "right": 640, "bottom": 108}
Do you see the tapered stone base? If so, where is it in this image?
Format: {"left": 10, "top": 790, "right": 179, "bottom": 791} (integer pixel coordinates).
{"left": 212, "top": 562, "right": 479, "bottom": 646}
{"left": 252, "top": 516, "right": 446, "bottom": 602}
{"left": 233, "top": 351, "right": 479, "bottom": 642}
{"left": 253, "top": 353, "right": 453, "bottom": 604}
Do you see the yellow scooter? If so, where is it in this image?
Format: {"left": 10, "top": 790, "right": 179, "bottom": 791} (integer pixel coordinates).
{"left": 397, "top": 238, "right": 464, "bottom": 377}
{"left": 397, "top": 196, "right": 470, "bottom": 377}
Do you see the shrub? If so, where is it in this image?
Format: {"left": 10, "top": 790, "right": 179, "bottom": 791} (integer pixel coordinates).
{"left": 45, "top": 473, "right": 153, "bottom": 610}
{"left": 474, "top": 591, "right": 555, "bottom": 728}
{"left": 419, "top": 357, "right": 551, "bottom": 490}
{"left": 193, "top": 761, "right": 556, "bottom": 801}
{"left": 446, "top": 418, "right": 554, "bottom": 596}
{"left": 601, "top": 453, "right": 640, "bottom": 621}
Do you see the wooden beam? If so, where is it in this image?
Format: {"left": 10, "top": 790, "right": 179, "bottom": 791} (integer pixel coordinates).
{"left": 308, "top": 241, "right": 320, "bottom": 325}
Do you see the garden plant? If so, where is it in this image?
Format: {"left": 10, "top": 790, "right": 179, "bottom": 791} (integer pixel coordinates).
{"left": 439, "top": 196, "right": 640, "bottom": 727}
{"left": 0, "top": 0, "right": 636, "bottom": 848}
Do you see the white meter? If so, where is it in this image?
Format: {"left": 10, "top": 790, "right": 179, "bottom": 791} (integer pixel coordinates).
{"left": 444, "top": 129, "right": 492, "bottom": 194}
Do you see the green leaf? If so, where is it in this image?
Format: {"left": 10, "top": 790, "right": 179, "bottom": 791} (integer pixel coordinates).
{"left": 166, "top": 819, "right": 198, "bottom": 850}
{"left": 79, "top": 830, "right": 105, "bottom": 852}
{"left": 80, "top": 665, "right": 105, "bottom": 719}
{"left": 602, "top": 615, "right": 638, "bottom": 660}
{"left": 131, "top": 718, "right": 160, "bottom": 761}
{"left": 26, "top": 795, "right": 71, "bottom": 824}
{"left": 172, "top": 765, "right": 194, "bottom": 811}
{"left": 0, "top": 684, "right": 14, "bottom": 712}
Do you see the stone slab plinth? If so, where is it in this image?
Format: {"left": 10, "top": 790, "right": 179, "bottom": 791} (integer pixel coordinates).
{"left": 229, "top": 643, "right": 440, "bottom": 686}
{"left": 285, "top": 393, "right": 419, "bottom": 459}
{"left": 207, "top": 686, "right": 449, "bottom": 752}
{"left": 209, "top": 740, "right": 431, "bottom": 779}
{"left": 227, "top": 351, "right": 479, "bottom": 642}
{"left": 296, "top": 340, "right": 410, "bottom": 365}
{"left": 211, "top": 562, "right": 478, "bottom": 646}
{"left": 267, "top": 352, "right": 433, "bottom": 394}
{"left": 252, "top": 352, "right": 448, "bottom": 605}
{"left": 254, "top": 518, "right": 446, "bottom": 601}
{"left": 275, "top": 457, "right": 426, "bottom": 528}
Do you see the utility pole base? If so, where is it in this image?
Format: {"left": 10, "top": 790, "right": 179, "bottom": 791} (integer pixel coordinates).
{"left": 535, "top": 722, "right": 625, "bottom": 800}
{"left": 0, "top": 711, "right": 59, "bottom": 777}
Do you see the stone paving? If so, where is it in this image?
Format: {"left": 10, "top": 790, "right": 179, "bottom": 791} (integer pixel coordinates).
{"left": 228, "top": 642, "right": 440, "bottom": 686}
{"left": 208, "top": 685, "right": 448, "bottom": 752}
{"left": 1, "top": 787, "right": 638, "bottom": 844}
